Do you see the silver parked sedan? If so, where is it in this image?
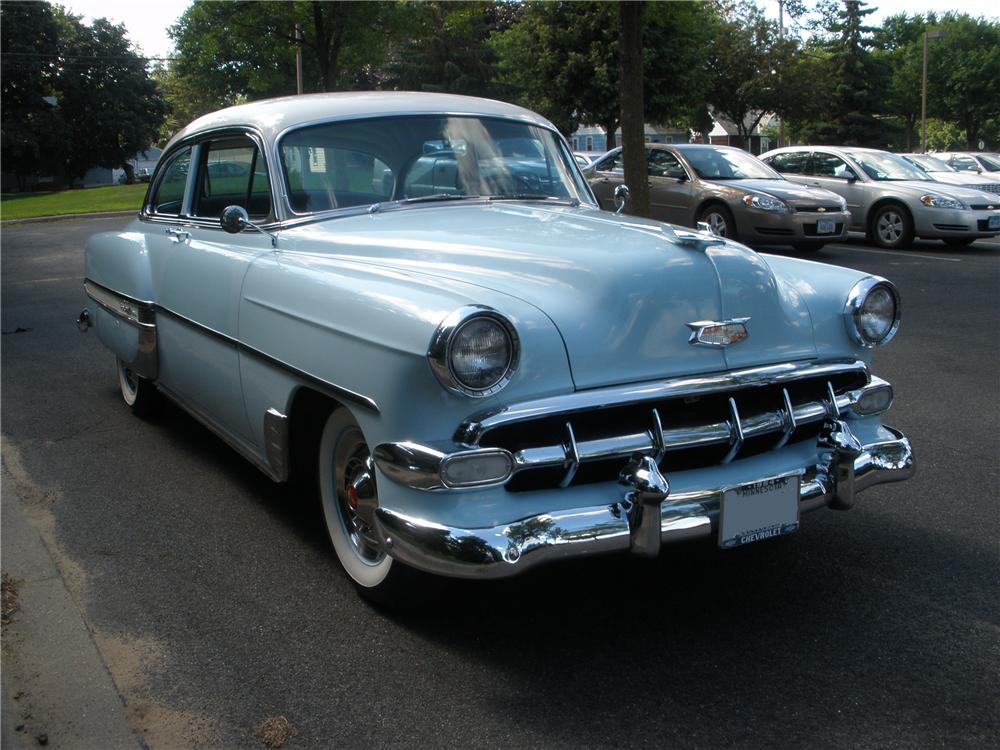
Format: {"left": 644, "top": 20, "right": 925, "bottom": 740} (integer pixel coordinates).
{"left": 760, "top": 146, "right": 1000, "bottom": 248}
{"left": 899, "top": 153, "right": 1000, "bottom": 196}
{"left": 585, "top": 144, "right": 851, "bottom": 251}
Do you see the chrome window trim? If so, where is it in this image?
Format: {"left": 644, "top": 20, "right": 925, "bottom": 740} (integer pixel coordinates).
{"left": 141, "top": 126, "right": 278, "bottom": 224}
{"left": 427, "top": 305, "right": 520, "bottom": 399}
{"left": 844, "top": 276, "right": 901, "bottom": 348}
{"left": 455, "top": 359, "right": 869, "bottom": 445}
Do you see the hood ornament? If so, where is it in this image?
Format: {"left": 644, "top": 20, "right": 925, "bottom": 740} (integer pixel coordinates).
{"left": 687, "top": 317, "right": 750, "bottom": 347}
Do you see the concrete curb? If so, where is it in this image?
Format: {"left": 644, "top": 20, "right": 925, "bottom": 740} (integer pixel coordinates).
{"left": 1, "top": 456, "right": 142, "bottom": 750}
{"left": 1, "top": 210, "right": 138, "bottom": 226}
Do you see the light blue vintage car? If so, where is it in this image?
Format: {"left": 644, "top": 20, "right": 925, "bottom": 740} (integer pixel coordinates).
{"left": 79, "top": 93, "right": 914, "bottom": 602}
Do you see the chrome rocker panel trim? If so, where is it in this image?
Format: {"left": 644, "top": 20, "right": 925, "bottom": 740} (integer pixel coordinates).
{"left": 372, "top": 425, "right": 914, "bottom": 579}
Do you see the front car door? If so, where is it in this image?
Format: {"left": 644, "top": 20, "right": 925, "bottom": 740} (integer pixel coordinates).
{"left": 646, "top": 148, "right": 697, "bottom": 226}
{"left": 588, "top": 150, "right": 625, "bottom": 211}
{"left": 807, "top": 151, "right": 869, "bottom": 230}
{"left": 145, "top": 133, "right": 276, "bottom": 442}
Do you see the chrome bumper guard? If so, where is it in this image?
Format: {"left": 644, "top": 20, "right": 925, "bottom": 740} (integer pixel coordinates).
{"left": 372, "top": 421, "right": 914, "bottom": 579}
{"left": 80, "top": 280, "right": 157, "bottom": 379}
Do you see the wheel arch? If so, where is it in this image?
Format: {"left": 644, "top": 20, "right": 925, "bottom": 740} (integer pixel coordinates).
{"left": 867, "top": 198, "right": 913, "bottom": 233}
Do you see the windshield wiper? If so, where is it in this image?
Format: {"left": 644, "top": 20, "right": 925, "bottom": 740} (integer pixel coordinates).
{"left": 487, "top": 194, "right": 580, "bottom": 205}
{"left": 397, "top": 193, "right": 482, "bottom": 205}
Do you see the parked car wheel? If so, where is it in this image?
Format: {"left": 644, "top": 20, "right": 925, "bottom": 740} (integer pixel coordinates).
{"left": 116, "top": 357, "right": 158, "bottom": 418}
{"left": 698, "top": 204, "right": 738, "bottom": 240}
{"left": 318, "top": 407, "right": 415, "bottom": 604}
{"left": 943, "top": 237, "right": 976, "bottom": 247}
{"left": 869, "top": 204, "right": 914, "bottom": 249}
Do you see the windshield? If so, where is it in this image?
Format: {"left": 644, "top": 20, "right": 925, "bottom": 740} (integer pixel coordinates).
{"left": 979, "top": 154, "right": 1000, "bottom": 171}
{"left": 845, "top": 151, "right": 931, "bottom": 181}
{"left": 680, "top": 146, "right": 782, "bottom": 180}
{"left": 905, "top": 154, "right": 953, "bottom": 172}
{"left": 279, "top": 115, "right": 589, "bottom": 214}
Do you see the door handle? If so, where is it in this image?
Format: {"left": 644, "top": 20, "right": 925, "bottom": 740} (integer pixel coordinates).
{"left": 166, "top": 228, "right": 191, "bottom": 243}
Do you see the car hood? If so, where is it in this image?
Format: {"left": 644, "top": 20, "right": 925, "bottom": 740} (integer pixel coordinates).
{"left": 928, "top": 171, "right": 998, "bottom": 187}
{"left": 286, "top": 203, "right": 817, "bottom": 389}
{"left": 887, "top": 180, "right": 996, "bottom": 201}
{"left": 715, "top": 179, "right": 842, "bottom": 205}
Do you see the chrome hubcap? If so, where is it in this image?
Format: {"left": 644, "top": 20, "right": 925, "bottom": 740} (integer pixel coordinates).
{"left": 705, "top": 212, "right": 728, "bottom": 237}
{"left": 336, "top": 435, "right": 384, "bottom": 564}
{"left": 877, "top": 212, "right": 903, "bottom": 243}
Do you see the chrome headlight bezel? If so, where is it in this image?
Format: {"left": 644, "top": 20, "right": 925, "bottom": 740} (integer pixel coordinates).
{"left": 844, "top": 277, "right": 901, "bottom": 348}
{"left": 427, "top": 306, "right": 520, "bottom": 398}
{"left": 742, "top": 193, "right": 790, "bottom": 213}
{"left": 920, "top": 193, "right": 965, "bottom": 210}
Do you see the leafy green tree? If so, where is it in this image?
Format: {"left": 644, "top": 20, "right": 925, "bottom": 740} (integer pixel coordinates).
{"left": 927, "top": 13, "right": 1000, "bottom": 149}
{"left": 493, "top": 1, "right": 713, "bottom": 144}
{"left": 873, "top": 14, "right": 931, "bottom": 151}
{"left": 0, "top": 1, "right": 66, "bottom": 189}
{"left": 800, "top": 0, "right": 887, "bottom": 146}
{"left": 386, "top": 2, "right": 516, "bottom": 96}
{"left": 53, "top": 9, "right": 168, "bottom": 181}
{"left": 169, "top": 1, "right": 397, "bottom": 105}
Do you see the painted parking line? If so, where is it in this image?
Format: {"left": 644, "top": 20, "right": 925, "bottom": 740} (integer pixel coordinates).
{"left": 827, "top": 245, "right": 963, "bottom": 263}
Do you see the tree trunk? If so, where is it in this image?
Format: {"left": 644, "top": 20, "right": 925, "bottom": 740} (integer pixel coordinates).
{"left": 618, "top": 1, "right": 648, "bottom": 217}
{"left": 603, "top": 120, "right": 618, "bottom": 151}
{"left": 121, "top": 162, "right": 135, "bottom": 185}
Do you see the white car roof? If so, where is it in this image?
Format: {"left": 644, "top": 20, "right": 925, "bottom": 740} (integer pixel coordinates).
{"left": 166, "top": 91, "right": 557, "bottom": 151}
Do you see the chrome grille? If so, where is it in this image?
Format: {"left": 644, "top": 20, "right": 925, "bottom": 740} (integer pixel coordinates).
{"left": 977, "top": 184, "right": 1000, "bottom": 194}
{"left": 473, "top": 366, "right": 867, "bottom": 492}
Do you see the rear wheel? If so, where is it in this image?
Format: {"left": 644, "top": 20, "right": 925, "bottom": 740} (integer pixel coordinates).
{"left": 698, "top": 204, "right": 738, "bottom": 240}
{"left": 869, "top": 204, "right": 914, "bottom": 249}
{"left": 116, "top": 357, "right": 158, "bottom": 418}
{"left": 943, "top": 237, "right": 975, "bottom": 247}
{"left": 318, "top": 407, "right": 418, "bottom": 605}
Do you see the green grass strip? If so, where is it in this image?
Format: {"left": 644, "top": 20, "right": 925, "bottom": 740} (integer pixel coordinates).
{"left": 0, "top": 184, "right": 148, "bottom": 221}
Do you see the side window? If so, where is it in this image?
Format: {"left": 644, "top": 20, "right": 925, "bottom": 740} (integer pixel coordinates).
{"left": 767, "top": 151, "right": 810, "bottom": 175}
{"left": 283, "top": 146, "right": 393, "bottom": 213}
{"left": 950, "top": 155, "right": 978, "bottom": 172}
{"left": 194, "top": 138, "right": 271, "bottom": 220}
{"left": 647, "top": 149, "right": 684, "bottom": 178}
{"left": 812, "top": 152, "right": 850, "bottom": 177}
{"left": 150, "top": 148, "right": 191, "bottom": 215}
{"left": 595, "top": 151, "right": 625, "bottom": 174}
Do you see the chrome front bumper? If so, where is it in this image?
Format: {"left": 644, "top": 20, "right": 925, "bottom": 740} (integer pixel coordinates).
{"left": 372, "top": 423, "right": 914, "bottom": 579}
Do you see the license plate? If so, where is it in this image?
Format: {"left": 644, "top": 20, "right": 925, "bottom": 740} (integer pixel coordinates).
{"left": 817, "top": 218, "right": 836, "bottom": 234}
{"left": 719, "top": 474, "right": 800, "bottom": 549}
{"left": 989, "top": 214, "right": 1000, "bottom": 230}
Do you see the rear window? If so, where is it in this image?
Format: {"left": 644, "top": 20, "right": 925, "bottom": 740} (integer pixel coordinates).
{"left": 766, "top": 151, "right": 810, "bottom": 175}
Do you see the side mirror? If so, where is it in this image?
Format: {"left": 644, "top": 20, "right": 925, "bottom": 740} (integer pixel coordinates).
{"left": 220, "top": 205, "right": 250, "bottom": 234}
{"left": 668, "top": 169, "right": 688, "bottom": 182}
{"left": 845, "top": 168, "right": 858, "bottom": 183}
{"left": 614, "top": 184, "right": 630, "bottom": 215}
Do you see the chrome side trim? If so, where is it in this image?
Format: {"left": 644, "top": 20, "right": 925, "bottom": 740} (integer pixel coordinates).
{"left": 153, "top": 304, "right": 379, "bottom": 413}
{"left": 83, "top": 279, "right": 158, "bottom": 379}
{"left": 372, "top": 426, "right": 914, "bottom": 579}
{"left": 456, "top": 359, "right": 869, "bottom": 445}
{"left": 263, "top": 408, "right": 290, "bottom": 482}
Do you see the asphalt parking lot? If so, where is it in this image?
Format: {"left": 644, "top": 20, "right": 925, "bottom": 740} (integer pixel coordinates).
{"left": 2, "top": 216, "right": 998, "bottom": 749}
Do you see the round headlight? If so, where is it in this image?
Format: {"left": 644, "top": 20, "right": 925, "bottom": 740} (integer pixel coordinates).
{"left": 845, "top": 278, "right": 901, "bottom": 347}
{"left": 428, "top": 307, "right": 520, "bottom": 397}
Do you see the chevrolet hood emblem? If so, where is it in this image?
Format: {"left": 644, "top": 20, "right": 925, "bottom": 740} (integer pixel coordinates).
{"left": 687, "top": 318, "right": 750, "bottom": 347}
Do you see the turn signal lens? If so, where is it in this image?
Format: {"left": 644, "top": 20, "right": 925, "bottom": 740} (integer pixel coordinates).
{"left": 440, "top": 451, "right": 513, "bottom": 487}
{"left": 855, "top": 385, "right": 894, "bottom": 415}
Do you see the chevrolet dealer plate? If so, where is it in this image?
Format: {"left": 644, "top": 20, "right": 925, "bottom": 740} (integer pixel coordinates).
{"left": 719, "top": 473, "right": 800, "bottom": 549}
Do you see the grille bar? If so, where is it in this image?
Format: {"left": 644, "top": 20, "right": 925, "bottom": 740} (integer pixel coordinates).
{"left": 511, "top": 386, "right": 854, "bottom": 475}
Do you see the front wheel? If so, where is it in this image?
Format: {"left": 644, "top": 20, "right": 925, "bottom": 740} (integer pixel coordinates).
{"left": 318, "top": 408, "right": 417, "bottom": 605}
{"left": 116, "top": 357, "right": 158, "bottom": 418}
{"left": 869, "top": 204, "right": 914, "bottom": 249}
{"left": 697, "top": 204, "right": 738, "bottom": 240}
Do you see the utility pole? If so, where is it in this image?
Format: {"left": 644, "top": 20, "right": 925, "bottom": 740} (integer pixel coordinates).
{"left": 295, "top": 23, "right": 303, "bottom": 95}
{"left": 921, "top": 29, "right": 945, "bottom": 152}
{"left": 778, "top": 0, "right": 785, "bottom": 148}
